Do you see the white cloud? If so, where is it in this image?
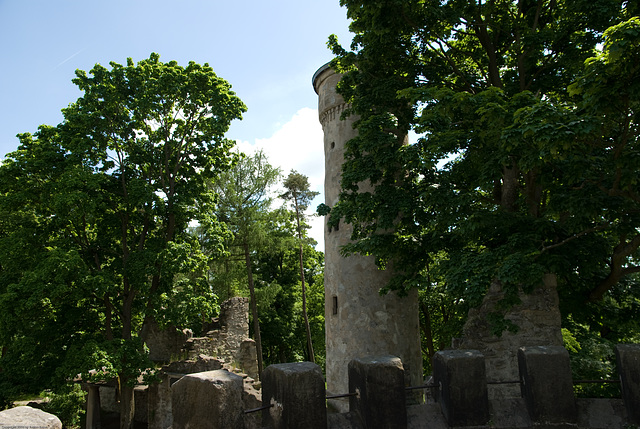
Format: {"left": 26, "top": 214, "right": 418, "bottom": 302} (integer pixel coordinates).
{"left": 235, "top": 107, "right": 326, "bottom": 250}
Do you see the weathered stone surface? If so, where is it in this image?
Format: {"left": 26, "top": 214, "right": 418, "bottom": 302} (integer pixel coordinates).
{"left": 134, "top": 385, "right": 148, "bottom": 423}
{"left": 99, "top": 383, "right": 118, "bottom": 413}
{"left": 262, "top": 361, "right": 326, "bottom": 429}
{"left": 313, "top": 63, "right": 423, "bottom": 412}
{"left": 219, "top": 296, "right": 250, "bottom": 350}
{"left": 615, "top": 343, "right": 640, "bottom": 424}
{"left": 84, "top": 384, "right": 100, "bottom": 429}
{"left": 142, "top": 297, "right": 254, "bottom": 373}
{"left": 348, "top": 355, "right": 407, "bottom": 429}
{"left": 141, "top": 318, "right": 192, "bottom": 362}
{"left": 239, "top": 339, "right": 259, "bottom": 380}
{"left": 183, "top": 297, "right": 258, "bottom": 377}
{"left": 162, "top": 353, "right": 224, "bottom": 374}
{"left": 488, "top": 398, "right": 532, "bottom": 428}
{"left": 171, "top": 369, "right": 244, "bottom": 429}
{"left": 433, "top": 349, "right": 489, "bottom": 427}
{"left": 405, "top": 403, "right": 449, "bottom": 429}
{"left": 242, "top": 376, "right": 262, "bottom": 429}
{"left": 518, "top": 345, "right": 577, "bottom": 424}
{"left": 458, "top": 274, "right": 563, "bottom": 399}
{"left": 148, "top": 354, "right": 225, "bottom": 429}
{"left": 0, "top": 406, "right": 62, "bottom": 429}
{"left": 328, "top": 411, "right": 366, "bottom": 429}
{"left": 576, "top": 398, "right": 628, "bottom": 429}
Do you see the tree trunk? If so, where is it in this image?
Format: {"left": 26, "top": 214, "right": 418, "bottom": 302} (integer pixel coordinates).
{"left": 292, "top": 194, "right": 315, "bottom": 364}
{"left": 419, "top": 301, "right": 435, "bottom": 361}
{"left": 244, "top": 242, "right": 264, "bottom": 378}
{"left": 525, "top": 169, "right": 542, "bottom": 217}
{"left": 299, "top": 241, "right": 315, "bottom": 363}
{"left": 120, "top": 282, "right": 136, "bottom": 429}
{"left": 501, "top": 163, "right": 519, "bottom": 212}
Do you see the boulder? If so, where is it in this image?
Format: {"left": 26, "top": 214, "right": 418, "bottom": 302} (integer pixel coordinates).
{"left": 0, "top": 406, "right": 62, "bottom": 429}
{"left": 171, "top": 369, "right": 244, "bottom": 429}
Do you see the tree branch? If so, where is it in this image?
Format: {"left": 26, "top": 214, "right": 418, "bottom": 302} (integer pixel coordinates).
{"left": 589, "top": 233, "right": 640, "bottom": 302}
{"left": 539, "top": 222, "right": 610, "bottom": 254}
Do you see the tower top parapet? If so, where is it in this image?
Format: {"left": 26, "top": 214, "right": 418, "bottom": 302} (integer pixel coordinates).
{"left": 312, "top": 62, "right": 332, "bottom": 95}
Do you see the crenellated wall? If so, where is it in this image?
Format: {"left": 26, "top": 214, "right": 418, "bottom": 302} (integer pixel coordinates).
{"left": 161, "top": 345, "right": 639, "bottom": 428}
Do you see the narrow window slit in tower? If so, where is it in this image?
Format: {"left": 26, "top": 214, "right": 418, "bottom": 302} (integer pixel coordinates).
{"left": 330, "top": 141, "right": 335, "bottom": 150}
{"left": 332, "top": 296, "right": 338, "bottom": 315}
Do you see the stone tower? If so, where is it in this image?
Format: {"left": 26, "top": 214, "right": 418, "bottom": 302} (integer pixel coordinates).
{"left": 313, "top": 63, "right": 423, "bottom": 409}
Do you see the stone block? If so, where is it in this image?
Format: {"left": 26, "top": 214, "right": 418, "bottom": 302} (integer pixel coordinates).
{"left": 239, "top": 339, "right": 259, "bottom": 379}
{"left": 134, "top": 385, "right": 148, "bottom": 423}
{"left": 242, "top": 377, "right": 262, "bottom": 429}
{"left": 576, "top": 398, "right": 627, "bottom": 428}
{"left": 433, "top": 349, "right": 489, "bottom": 426}
{"left": 171, "top": 369, "right": 243, "bottom": 429}
{"left": 518, "top": 345, "right": 577, "bottom": 424}
{"left": 0, "top": 406, "right": 62, "bottom": 429}
{"left": 148, "top": 354, "right": 226, "bottom": 429}
{"left": 348, "top": 355, "right": 407, "bottom": 429}
{"left": 615, "top": 343, "right": 640, "bottom": 424}
{"left": 261, "top": 361, "right": 326, "bottom": 429}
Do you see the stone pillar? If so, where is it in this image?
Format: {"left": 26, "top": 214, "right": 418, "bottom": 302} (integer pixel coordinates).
{"left": 171, "top": 370, "right": 244, "bottom": 429}
{"left": 261, "top": 362, "right": 326, "bottom": 429}
{"left": 517, "top": 346, "right": 577, "bottom": 424}
{"left": 348, "top": 356, "right": 407, "bottom": 429}
{"left": 239, "top": 338, "right": 259, "bottom": 380}
{"left": 313, "top": 62, "right": 422, "bottom": 412}
{"left": 220, "top": 297, "right": 250, "bottom": 352}
{"left": 147, "top": 373, "right": 173, "bottom": 429}
{"left": 615, "top": 344, "right": 640, "bottom": 424}
{"left": 433, "top": 349, "right": 489, "bottom": 427}
{"left": 84, "top": 384, "right": 100, "bottom": 429}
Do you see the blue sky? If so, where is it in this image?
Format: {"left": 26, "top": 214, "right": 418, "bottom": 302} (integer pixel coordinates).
{"left": 0, "top": 0, "right": 354, "bottom": 247}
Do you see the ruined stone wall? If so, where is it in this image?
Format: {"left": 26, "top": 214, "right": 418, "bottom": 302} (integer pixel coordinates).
{"left": 142, "top": 297, "right": 258, "bottom": 380}
{"left": 313, "top": 64, "right": 423, "bottom": 409}
{"left": 182, "top": 297, "right": 258, "bottom": 379}
{"left": 457, "top": 274, "right": 563, "bottom": 399}
{"left": 140, "top": 321, "right": 192, "bottom": 362}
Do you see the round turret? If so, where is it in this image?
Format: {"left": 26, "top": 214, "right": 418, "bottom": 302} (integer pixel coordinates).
{"left": 313, "top": 64, "right": 423, "bottom": 410}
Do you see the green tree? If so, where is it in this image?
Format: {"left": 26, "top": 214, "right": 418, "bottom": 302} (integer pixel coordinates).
{"left": 253, "top": 240, "right": 325, "bottom": 367}
{"left": 210, "top": 150, "right": 281, "bottom": 377}
{"left": 281, "top": 171, "right": 320, "bottom": 363}
{"left": 0, "top": 54, "right": 245, "bottom": 426}
{"left": 326, "top": 1, "right": 640, "bottom": 360}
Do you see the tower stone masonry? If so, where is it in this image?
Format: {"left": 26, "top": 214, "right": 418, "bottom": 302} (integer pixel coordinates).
{"left": 313, "top": 63, "right": 423, "bottom": 411}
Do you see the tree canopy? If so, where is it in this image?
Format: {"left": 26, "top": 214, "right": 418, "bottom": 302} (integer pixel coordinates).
{"left": 326, "top": 1, "right": 640, "bottom": 357}
{"left": 209, "top": 150, "right": 282, "bottom": 376}
{"left": 207, "top": 166, "right": 326, "bottom": 368}
{"left": 0, "top": 53, "right": 246, "bottom": 424}
{"left": 281, "top": 171, "right": 320, "bottom": 363}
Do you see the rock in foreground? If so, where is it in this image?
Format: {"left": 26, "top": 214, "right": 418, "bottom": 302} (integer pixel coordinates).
{"left": 0, "top": 406, "right": 62, "bottom": 429}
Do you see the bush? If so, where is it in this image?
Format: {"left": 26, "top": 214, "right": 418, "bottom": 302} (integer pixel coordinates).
{"left": 41, "top": 384, "right": 86, "bottom": 428}
{"left": 0, "top": 375, "right": 17, "bottom": 411}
